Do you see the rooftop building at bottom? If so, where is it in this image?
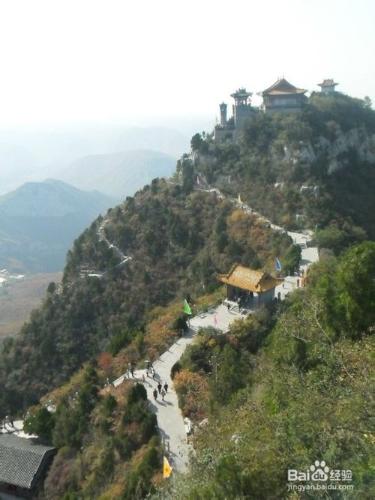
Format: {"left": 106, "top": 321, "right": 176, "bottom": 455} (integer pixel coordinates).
{"left": 0, "top": 434, "right": 55, "bottom": 498}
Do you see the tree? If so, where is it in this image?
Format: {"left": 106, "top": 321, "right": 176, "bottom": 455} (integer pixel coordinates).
{"left": 128, "top": 383, "right": 147, "bottom": 405}
{"left": 182, "top": 161, "right": 194, "bottom": 194}
{"left": 191, "top": 133, "right": 204, "bottom": 152}
{"left": 364, "top": 96, "right": 372, "bottom": 109}
{"left": 210, "top": 345, "right": 246, "bottom": 404}
{"left": 102, "top": 394, "right": 117, "bottom": 417}
{"left": 283, "top": 244, "right": 302, "bottom": 275}
{"left": 24, "top": 407, "right": 55, "bottom": 443}
{"left": 173, "top": 315, "right": 188, "bottom": 334}
{"left": 47, "top": 282, "right": 57, "bottom": 294}
{"left": 333, "top": 241, "right": 375, "bottom": 337}
{"left": 174, "top": 369, "right": 209, "bottom": 418}
{"left": 97, "top": 352, "right": 113, "bottom": 378}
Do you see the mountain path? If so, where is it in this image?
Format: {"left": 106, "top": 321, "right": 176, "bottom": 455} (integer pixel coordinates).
{"left": 113, "top": 331, "right": 196, "bottom": 473}
{"left": 97, "top": 219, "right": 132, "bottom": 267}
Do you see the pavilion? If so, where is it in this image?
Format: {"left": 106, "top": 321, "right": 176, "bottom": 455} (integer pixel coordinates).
{"left": 218, "top": 264, "right": 280, "bottom": 308}
{"left": 318, "top": 79, "right": 339, "bottom": 94}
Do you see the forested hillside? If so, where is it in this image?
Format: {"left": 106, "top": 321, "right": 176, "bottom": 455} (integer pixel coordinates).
{"left": 0, "top": 91, "right": 374, "bottom": 498}
{"left": 0, "top": 180, "right": 293, "bottom": 416}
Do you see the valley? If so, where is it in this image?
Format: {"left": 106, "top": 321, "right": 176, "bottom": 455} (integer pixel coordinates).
{"left": 0, "top": 272, "right": 62, "bottom": 338}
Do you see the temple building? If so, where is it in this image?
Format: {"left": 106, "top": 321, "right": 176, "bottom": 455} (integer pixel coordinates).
{"left": 261, "top": 78, "right": 307, "bottom": 113}
{"left": 214, "top": 77, "right": 339, "bottom": 142}
{"left": 218, "top": 264, "right": 280, "bottom": 308}
{"left": 318, "top": 79, "right": 338, "bottom": 94}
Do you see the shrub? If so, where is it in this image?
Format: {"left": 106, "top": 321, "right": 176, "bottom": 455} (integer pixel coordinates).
{"left": 108, "top": 330, "right": 132, "bottom": 356}
{"left": 122, "top": 446, "right": 160, "bottom": 499}
{"left": 170, "top": 361, "right": 181, "bottom": 379}
{"left": 174, "top": 369, "right": 209, "bottom": 419}
{"left": 128, "top": 383, "right": 147, "bottom": 405}
{"left": 172, "top": 315, "right": 188, "bottom": 334}
{"left": 24, "top": 406, "right": 55, "bottom": 443}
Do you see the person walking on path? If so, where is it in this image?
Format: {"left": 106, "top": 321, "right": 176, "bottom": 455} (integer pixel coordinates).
{"left": 161, "top": 388, "right": 166, "bottom": 401}
{"left": 157, "top": 382, "right": 162, "bottom": 394}
{"left": 164, "top": 382, "right": 168, "bottom": 393}
{"left": 153, "top": 389, "right": 158, "bottom": 401}
{"left": 130, "top": 364, "right": 135, "bottom": 377}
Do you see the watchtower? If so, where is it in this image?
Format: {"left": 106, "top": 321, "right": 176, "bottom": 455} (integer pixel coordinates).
{"left": 231, "top": 88, "right": 253, "bottom": 129}
{"left": 219, "top": 102, "right": 227, "bottom": 126}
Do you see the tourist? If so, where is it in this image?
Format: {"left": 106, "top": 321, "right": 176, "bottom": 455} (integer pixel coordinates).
{"left": 146, "top": 360, "right": 152, "bottom": 377}
{"left": 153, "top": 389, "right": 158, "bottom": 401}
{"left": 164, "top": 382, "right": 168, "bottom": 392}
{"left": 157, "top": 382, "right": 162, "bottom": 394}
{"left": 130, "top": 364, "right": 135, "bottom": 377}
{"left": 161, "top": 388, "right": 166, "bottom": 401}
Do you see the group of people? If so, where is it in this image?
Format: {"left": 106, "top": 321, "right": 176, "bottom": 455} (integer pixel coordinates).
{"left": 153, "top": 381, "right": 169, "bottom": 402}
{"left": 126, "top": 360, "right": 170, "bottom": 403}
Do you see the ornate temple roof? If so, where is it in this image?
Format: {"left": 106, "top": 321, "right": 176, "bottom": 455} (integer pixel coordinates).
{"left": 218, "top": 264, "right": 279, "bottom": 293}
{"left": 262, "top": 78, "right": 306, "bottom": 96}
{"left": 230, "top": 88, "right": 252, "bottom": 99}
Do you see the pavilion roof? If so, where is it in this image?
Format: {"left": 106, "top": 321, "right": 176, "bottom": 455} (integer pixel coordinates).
{"left": 262, "top": 78, "right": 306, "bottom": 96}
{"left": 318, "top": 79, "right": 338, "bottom": 87}
{"left": 231, "top": 88, "right": 252, "bottom": 98}
{"left": 218, "top": 264, "right": 279, "bottom": 293}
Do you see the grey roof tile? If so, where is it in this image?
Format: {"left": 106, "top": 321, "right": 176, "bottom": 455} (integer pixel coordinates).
{"left": 0, "top": 435, "right": 55, "bottom": 489}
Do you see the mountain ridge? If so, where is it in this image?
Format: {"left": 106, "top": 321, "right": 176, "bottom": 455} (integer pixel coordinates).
{"left": 0, "top": 179, "right": 115, "bottom": 271}
{"left": 0, "top": 178, "right": 115, "bottom": 217}
{"left": 58, "top": 149, "right": 176, "bottom": 197}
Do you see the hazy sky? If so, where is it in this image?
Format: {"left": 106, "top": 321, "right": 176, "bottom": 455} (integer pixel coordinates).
{"left": 0, "top": 0, "right": 374, "bottom": 127}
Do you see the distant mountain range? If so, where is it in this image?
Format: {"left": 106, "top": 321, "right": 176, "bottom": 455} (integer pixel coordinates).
{"left": 58, "top": 149, "right": 176, "bottom": 197}
{"left": 0, "top": 123, "right": 202, "bottom": 195}
{"left": 0, "top": 179, "right": 114, "bottom": 272}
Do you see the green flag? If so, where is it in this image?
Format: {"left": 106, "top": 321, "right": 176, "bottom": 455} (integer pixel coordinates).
{"left": 183, "top": 299, "right": 192, "bottom": 315}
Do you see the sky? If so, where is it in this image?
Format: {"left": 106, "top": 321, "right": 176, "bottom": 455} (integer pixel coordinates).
{"left": 0, "top": 0, "right": 374, "bottom": 128}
